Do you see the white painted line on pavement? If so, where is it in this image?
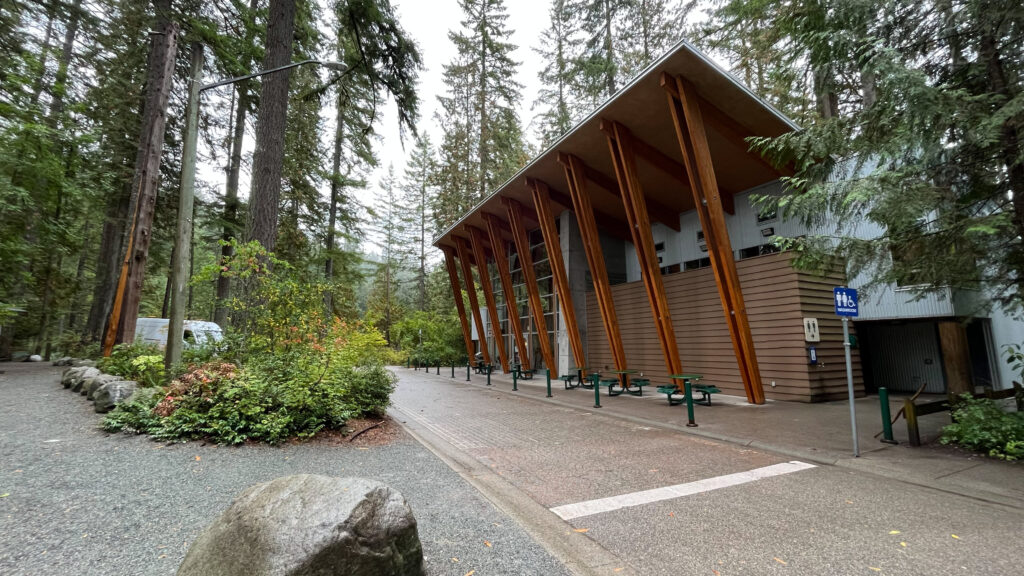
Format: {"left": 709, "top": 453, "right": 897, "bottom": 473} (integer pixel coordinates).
{"left": 549, "top": 461, "right": 817, "bottom": 521}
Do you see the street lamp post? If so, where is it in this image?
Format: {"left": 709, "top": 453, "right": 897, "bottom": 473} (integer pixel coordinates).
{"left": 164, "top": 45, "right": 346, "bottom": 370}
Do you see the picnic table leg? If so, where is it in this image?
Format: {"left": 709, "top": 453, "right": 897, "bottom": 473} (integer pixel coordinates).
{"left": 684, "top": 380, "right": 697, "bottom": 427}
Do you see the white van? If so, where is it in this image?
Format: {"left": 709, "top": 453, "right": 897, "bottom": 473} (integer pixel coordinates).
{"left": 135, "top": 318, "right": 224, "bottom": 350}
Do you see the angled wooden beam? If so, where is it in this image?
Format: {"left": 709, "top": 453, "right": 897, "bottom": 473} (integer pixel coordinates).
{"left": 454, "top": 236, "right": 490, "bottom": 367}
{"left": 442, "top": 246, "right": 475, "bottom": 361}
{"left": 557, "top": 152, "right": 682, "bottom": 230}
{"left": 484, "top": 213, "right": 532, "bottom": 371}
{"left": 545, "top": 186, "right": 634, "bottom": 241}
{"left": 506, "top": 198, "right": 558, "bottom": 377}
{"left": 527, "top": 178, "right": 587, "bottom": 369}
{"left": 604, "top": 121, "right": 684, "bottom": 380}
{"left": 661, "top": 73, "right": 793, "bottom": 177}
{"left": 664, "top": 73, "right": 765, "bottom": 404}
{"left": 562, "top": 155, "right": 628, "bottom": 373}
{"left": 466, "top": 224, "right": 510, "bottom": 373}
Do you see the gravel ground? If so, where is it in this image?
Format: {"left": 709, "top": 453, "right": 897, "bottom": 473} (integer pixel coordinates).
{"left": 0, "top": 363, "right": 571, "bottom": 576}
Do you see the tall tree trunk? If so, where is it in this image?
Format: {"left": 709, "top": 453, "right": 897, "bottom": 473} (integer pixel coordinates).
{"left": 979, "top": 30, "right": 1024, "bottom": 301}
{"left": 478, "top": 12, "right": 488, "bottom": 200}
{"left": 245, "top": 0, "right": 298, "bottom": 252}
{"left": 603, "top": 0, "right": 616, "bottom": 97}
{"left": 84, "top": 184, "right": 131, "bottom": 341}
{"left": 214, "top": 0, "right": 257, "bottom": 325}
{"left": 30, "top": 0, "right": 55, "bottom": 104}
{"left": 114, "top": 5, "right": 179, "bottom": 346}
{"left": 324, "top": 89, "right": 344, "bottom": 314}
{"left": 45, "top": 0, "right": 80, "bottom": 125}
{"left": 68, "top": 220, "right": 91, "bottom": 330}
{"left": 418, "top": 182, "right": 425, "bottom": 311}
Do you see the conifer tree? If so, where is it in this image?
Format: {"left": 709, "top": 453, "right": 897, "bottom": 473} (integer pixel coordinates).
{"left": 399, "top": 133, "right": 436, "bottom": 311}
{"left": 533, "top": 0, "right": 579, "bottom": 146}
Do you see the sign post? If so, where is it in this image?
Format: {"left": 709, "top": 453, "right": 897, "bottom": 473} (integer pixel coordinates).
{"left": 834, "top": 287, "right": 860, "bottom": 457}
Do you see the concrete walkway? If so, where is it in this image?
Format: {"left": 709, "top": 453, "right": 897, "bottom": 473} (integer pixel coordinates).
{"left": 394, "top": 366, "right": 1024, "bottom": 575}
{"left": 433, "top": 365, "right": 1024, "bottom": 509}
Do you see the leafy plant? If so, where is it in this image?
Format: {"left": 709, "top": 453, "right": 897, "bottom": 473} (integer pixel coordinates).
{"left": 941, "top": 395, "right": 1024, "bottom": 461}
{"left": 98, "top": 342, "right": 165, "bottom": 387}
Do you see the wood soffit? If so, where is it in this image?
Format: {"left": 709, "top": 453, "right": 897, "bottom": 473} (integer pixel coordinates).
{"left": 433, "top": 40, "right": 796, "bottom": 251}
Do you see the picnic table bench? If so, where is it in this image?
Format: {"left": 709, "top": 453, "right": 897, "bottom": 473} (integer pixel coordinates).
{"left": 472, "top": 361, "right": 493, "bottom": 375}
{"left": 511, "top": 364, "right": 535, "bottom": 380}
{"left": 560, "top": 374, "right": 578, "bottom": 389}
{"left": 658, "top": 374, "right": 720, "bottom": 406}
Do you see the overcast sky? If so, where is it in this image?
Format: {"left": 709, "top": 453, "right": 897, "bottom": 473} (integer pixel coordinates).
{"left": 364, "top": 0, "right": 550, "bottom": 205}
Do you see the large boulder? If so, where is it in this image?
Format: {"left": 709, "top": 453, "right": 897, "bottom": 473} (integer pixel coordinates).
{"left": 176, "top": 475, "right": 424, "bottom": 576}
{"left": 93, "top": 380, "right": 138, "bottom": 413}
{"left": 70, "top": 367, "right": 100, "bottom": 393}
{"left": 84, "top": 374, "right": 120, "bottom": 399}
{"left": 61, "top": 366, "right": 88, "bottom": 388}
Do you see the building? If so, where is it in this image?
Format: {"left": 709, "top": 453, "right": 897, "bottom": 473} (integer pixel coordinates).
{"left": 434, "top": 40, "right": 1022, "bottom": 404}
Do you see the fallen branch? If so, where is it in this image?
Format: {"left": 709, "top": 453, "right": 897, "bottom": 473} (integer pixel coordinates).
{"left": 348, "top": 422, "right": 383, "bottom": 442}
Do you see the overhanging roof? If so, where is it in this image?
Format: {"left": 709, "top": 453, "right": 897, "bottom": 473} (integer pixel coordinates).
{"left": 433, "top": 38, "right": 799, "bottom": 252}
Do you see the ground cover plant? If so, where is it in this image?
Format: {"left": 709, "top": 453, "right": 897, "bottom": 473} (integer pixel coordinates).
{"left": 941, "top": 395, "right": 1024, "bottom": 461}
{"left": 102, "top": 242, "right": 396, "bottom": 445}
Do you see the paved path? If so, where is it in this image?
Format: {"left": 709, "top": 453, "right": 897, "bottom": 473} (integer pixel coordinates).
{"left": 393, "top": 367, "right": 1024, "bottom": 576}
{"left": 0, "top": 363, "right": 571, "bottom": 576}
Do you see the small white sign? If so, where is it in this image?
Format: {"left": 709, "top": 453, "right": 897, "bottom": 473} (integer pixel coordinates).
{"left": 803, "top": 317, "right": 820, "bottom": 342}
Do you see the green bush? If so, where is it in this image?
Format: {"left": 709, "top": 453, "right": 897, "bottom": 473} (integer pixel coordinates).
{"left": 103, "top": 242, "right": 398, "bottom": 445}
{"left": 98, "top": 342, "right": 165, "bottom": 387}
{"left": 940, "top": 395, "right": 1024, "bottom": 460}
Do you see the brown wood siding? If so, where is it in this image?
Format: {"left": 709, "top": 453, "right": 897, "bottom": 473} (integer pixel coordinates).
{"left": 586, "top": 252, "right": 863, "bottom": 402}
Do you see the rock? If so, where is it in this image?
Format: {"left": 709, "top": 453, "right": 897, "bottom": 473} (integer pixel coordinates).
{"left": 62, "top": 366, "right": 89, "bottom": 388}
{"left": 70, "top": 367, "right": 100, "bottom": 393}
{"left": 28, "top": 354, "right": 42, "bottom": 362}
{"left": 84, "top": 374, "right": 120, "bottom": 399}
{"left": 52, "top": 357, "right": 73, "bottom": 366}
{"left": 176, "top": 475, "right": 424, "bottom": 576}
{"left": 93, "top": 380, "right": 138, "bottom": 413}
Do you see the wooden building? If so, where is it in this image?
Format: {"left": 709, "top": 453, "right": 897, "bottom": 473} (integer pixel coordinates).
{"left": 434, "top": 40, "right": 871, "bottom": 404}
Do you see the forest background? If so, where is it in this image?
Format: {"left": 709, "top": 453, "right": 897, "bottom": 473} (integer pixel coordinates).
{"left": 1, "top": 0, "right": 1021, "bottom": 367}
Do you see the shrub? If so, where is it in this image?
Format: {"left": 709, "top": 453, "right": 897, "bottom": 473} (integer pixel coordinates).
{"left": 102, "top": 242, "right": 398, "bottom": 445}
{"left": 941, "top": 395, "right": 1024, "bottom": 460}
{"left": 98, "top": 342, "right": 165, "bottom": 387}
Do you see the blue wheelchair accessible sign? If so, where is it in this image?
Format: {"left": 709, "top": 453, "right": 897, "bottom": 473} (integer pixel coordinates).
{"left": 834, "top": 287, "right": 859, "bottom": 317}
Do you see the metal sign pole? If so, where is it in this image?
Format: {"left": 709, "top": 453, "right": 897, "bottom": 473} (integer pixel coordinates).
{"left": 843, "top": 316, "right": 859, "bottom": 457}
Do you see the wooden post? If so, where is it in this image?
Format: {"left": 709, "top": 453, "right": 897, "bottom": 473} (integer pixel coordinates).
{"left": 529, "top": 179, "right": 587, "bottom": 370}
{"left": 466, "top": 225, "right": 509, "bottom": 374}
{"left": 484, "top": 214, "right": 532, "bottom": 371}
{"left": 442, "top": 247, "right": 475, "bottom": 362}
{"left": 938, "top": 321, "right": 972, "bottom": 395}
{"left": 603, "top": 121, "right": 683, "bottom": 379}
{"left": 560, "top": 153, "right": 627, "bottom": 373}
{"left": 454, "top": 236, "right": 490, "bottom": 367}
{"left": 663, "top": 73, "right": 765, "bottom": 404}
{"left": 505, "top": 198, "right": 558, "bottom": 377}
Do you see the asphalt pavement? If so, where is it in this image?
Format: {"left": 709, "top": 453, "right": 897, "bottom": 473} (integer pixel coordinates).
{"left": 392, "top": 367, "right": 1024, "bottom": 576}
{"left": 0, "top": 363, "right": 571, "bottom": 576}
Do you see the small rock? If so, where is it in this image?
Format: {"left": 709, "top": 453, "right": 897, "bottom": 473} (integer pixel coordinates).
{"left": 176, "top": 475, "right": 424, "bottom": 576}
{"left": 70, "top": 367, "right": 100, "bottom": 393}
{"left": 84, "top": 374, "right": 120, "bottom": 400}
{"left": 28, "top": 354, "right": 42, "bottom": 362}
{"left": 93, "top": 380, "right": 138, "bottom": 413}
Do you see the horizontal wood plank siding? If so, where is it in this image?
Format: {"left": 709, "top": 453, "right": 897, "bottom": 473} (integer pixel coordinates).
{"left": 586, "top": 252, "right": 863, "bottom": 402}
